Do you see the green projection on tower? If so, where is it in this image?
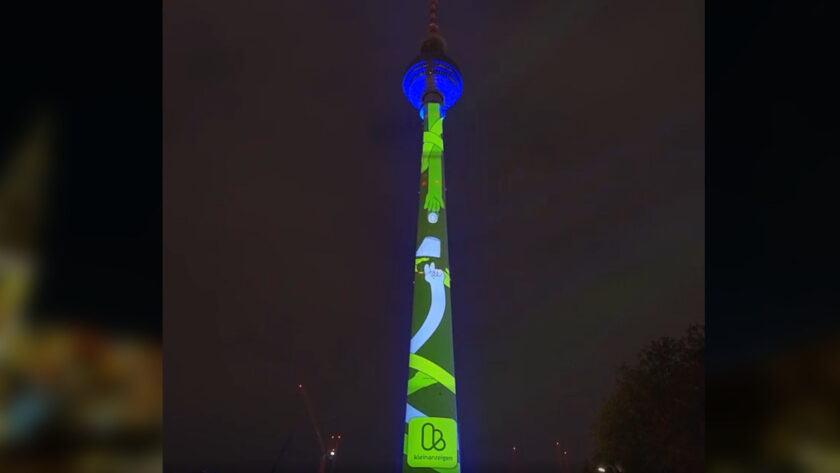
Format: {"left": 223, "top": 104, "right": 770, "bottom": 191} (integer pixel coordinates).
{"left": 403, "top": 102, "right": 460, "bottom": 472}
{"left": 400, "top": 6, "right": 464, "bottom": 468}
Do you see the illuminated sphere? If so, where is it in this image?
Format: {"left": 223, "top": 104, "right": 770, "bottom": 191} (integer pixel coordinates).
{"left": 402, "top": 32, "right": 463, "bottom": 118}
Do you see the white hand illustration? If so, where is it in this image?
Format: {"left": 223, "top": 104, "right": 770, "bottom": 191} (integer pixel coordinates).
{"left": 424, "top": 262, "right": 445, "bottom": 285}
{"left": 411, "top": 261, "right": 447, "bottom": 353}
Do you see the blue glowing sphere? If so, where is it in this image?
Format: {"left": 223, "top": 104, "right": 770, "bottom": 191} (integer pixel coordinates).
{"left": 403, "top": 57, "right": 463, "bottom": 118}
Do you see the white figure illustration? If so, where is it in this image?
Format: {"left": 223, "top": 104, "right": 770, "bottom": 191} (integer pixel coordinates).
{"left": 416, "top": 236, "right": 441, "bottom": 258}
{"left": 410, "top": 262, "right": 447, "bottom": 353}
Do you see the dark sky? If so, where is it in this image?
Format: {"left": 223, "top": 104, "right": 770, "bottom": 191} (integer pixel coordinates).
{"left": 163, "top": 0, "right": 703, "bottom": 471}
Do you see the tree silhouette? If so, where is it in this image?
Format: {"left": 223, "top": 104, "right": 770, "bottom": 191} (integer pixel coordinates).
{"left": 589, "top": 325, "right": 704, "bottom": 473}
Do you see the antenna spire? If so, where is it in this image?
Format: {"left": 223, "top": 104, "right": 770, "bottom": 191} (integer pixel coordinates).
{"left": 429, "top": 0, "right": 439, "bottom": 32}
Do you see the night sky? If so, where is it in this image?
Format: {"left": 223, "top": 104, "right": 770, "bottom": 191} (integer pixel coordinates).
{"left": 163, "top": 0, "right": 703, "bottom": 471}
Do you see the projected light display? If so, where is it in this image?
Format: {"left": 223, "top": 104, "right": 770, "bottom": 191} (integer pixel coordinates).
{"left": 401, "top": 6, "right": 464, "bottom": 470}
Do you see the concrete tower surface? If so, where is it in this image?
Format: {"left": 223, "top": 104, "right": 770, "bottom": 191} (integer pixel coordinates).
{"left": 400, "top": 1, "right": 464, "bottom": 471}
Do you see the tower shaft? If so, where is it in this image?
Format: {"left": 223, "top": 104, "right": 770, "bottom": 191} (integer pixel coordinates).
{"left": 403, "top": 101, "right": 460, "bottom": 472}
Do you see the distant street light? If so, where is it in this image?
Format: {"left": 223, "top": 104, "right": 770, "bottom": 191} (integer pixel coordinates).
{"left": 597, "top": 465, "right": 621, "bottom": 473}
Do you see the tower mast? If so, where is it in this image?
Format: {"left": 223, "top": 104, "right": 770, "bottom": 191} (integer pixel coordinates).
{"left": 400, "top": 2, "right": 464, "bottom": 471}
